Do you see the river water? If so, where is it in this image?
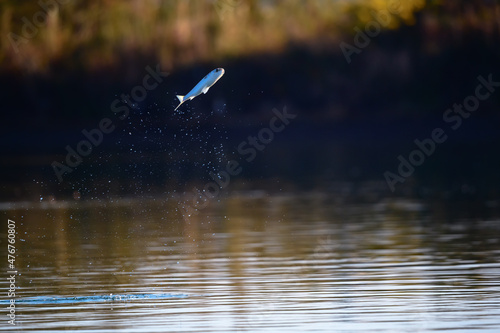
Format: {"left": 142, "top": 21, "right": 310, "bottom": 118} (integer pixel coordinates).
{"left": 1, "top": 194, "right": 500, "bottom": 332}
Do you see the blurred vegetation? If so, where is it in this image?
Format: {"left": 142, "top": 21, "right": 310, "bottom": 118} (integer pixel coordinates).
{"left": 2, "top": 0, "right": 497, "bottom": 74}
{"left": 1, "top": 0, "right": 500, "bottom": 202}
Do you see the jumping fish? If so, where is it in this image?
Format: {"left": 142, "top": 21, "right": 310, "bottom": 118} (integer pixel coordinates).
{"left": 175, "top": 68, "right": 225, "bottom": 110}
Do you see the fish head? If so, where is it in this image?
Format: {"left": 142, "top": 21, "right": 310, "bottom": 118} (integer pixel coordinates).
{"left": 207, "top": 68, "right": 225, "bottom": 84}
{"left": 214, "top": 68, "right": 225, "bottom": 77}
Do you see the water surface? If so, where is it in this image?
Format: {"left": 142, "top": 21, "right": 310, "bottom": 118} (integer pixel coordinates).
{"left": 1, "top": 195, "right": 500, "bottom": 332}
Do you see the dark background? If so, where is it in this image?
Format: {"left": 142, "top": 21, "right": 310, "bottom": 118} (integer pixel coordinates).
{"left": 1, "top": 0, "right": 499, "bottom": 211}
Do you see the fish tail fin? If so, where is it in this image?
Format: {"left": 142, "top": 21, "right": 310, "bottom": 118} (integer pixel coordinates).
{"left": 174, "top": 95, "right": 185, "bottom": 111}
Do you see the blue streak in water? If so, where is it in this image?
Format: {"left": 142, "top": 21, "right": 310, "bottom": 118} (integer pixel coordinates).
{"left": 0, "top": 293, "right": 189, "bottom": 304}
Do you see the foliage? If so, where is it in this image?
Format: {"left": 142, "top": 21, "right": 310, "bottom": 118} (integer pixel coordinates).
{"left": 3, "top": 0, "right": 496, "bottom": 74}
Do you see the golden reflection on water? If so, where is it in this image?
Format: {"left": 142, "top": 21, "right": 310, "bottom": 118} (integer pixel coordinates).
{"left": 1, "top": 194, "right": 500, "bottom": 332}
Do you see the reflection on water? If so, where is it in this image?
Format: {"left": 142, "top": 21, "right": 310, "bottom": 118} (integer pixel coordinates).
{"left": 1, "top": 194, "right": 500, "bottom": 332}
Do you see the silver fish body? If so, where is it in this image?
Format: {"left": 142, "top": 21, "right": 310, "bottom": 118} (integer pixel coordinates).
{"left": 175, "top": 68, "right": 225, "bottom": 110}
